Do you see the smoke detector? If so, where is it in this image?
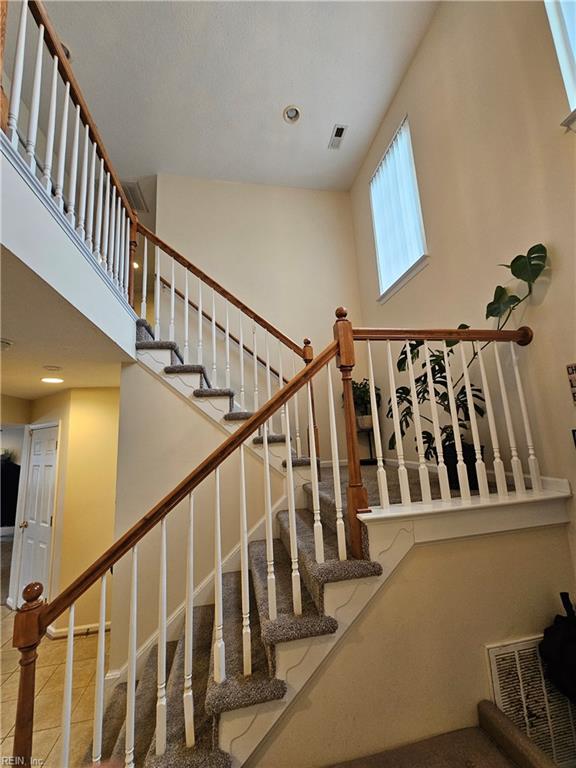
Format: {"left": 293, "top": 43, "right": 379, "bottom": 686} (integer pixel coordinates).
{"left": 328, "top": 124, "right": 348, "bottom": 150}
{"left": 283, "top": 105, "right": 301, "bottom": 124}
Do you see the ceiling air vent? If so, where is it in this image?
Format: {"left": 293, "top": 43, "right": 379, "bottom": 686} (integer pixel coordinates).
{"left": 328, "top": 124, "right": 348, "bottom": 150}
{"left": 121, "top": 181, "right": 149, "bottom": 213}
{"left": 488, "top": 637, "right": 576, "bottom": 766}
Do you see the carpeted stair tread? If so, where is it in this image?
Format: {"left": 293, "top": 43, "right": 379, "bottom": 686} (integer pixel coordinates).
{"left": 277, "top": 508, "right": 382, "bottom": 613}
{"left": 193, "top": 388, "right": 235, "bottom": 398}
{"left": 164, "top": 364, "right": 211, "bottom": 388}
{"left": 136, "top": 319, "right": 155, "bottom": 341}
{"left": 223, "top": 411, "right": 254, "bottom": 421}
{"left": 145, "top": 605, "right": 231, "bottom": 768}
{"left": 205, "top": 571, "right": 286, "bottom": 715}
{"left": 111, "top": 641, "right": 177, "bottom": 766}
{"left": 136, "top": 340, "right": 184, "bottom": 364}
{"left": 253, "top": 434, "right": 286, "bottom": 445}
{"left": 248, "top": 539, "right": 338, "bottom": 648}
{"left": 82, "top": 682, "right": 128, "bottom": 765}
{"left": 325, "top": 727, "right": 517, "bottom": 768}
{"left": 282, "top": 456, "right": 313, "bottom": 468}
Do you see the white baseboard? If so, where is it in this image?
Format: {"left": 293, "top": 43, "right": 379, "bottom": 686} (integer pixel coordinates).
{"left": 46, "top": 621, "right": 111, "bottom": 639}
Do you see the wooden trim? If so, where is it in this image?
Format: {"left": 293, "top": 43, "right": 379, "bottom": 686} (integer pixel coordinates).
{"left": 38, "top": 341, "right": 338, "bottom": 630}
{"left": 159, "top": 276, "right": 289, "bottom": 384}
{"left": 26, "top": 1, "right": 135, "bottom": 222}
{"left": 352, "top": 326, "right": 533, "bottom": 346}
{"left": 138, "top": 223, "right": 304, "bottom": 357}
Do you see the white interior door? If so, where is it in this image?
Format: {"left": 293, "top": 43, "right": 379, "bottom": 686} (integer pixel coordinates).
{"left": 16, "top": 426, "right": 58, "bottom": 602}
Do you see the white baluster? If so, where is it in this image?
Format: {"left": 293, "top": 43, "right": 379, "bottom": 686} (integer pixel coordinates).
{"left": 154, "top": 246, "right": 161, "bottom": 339}
{"left": 406, "top": 341, "right": 432, "bottom": 503}
{"left": 213, "top": 467, "right": 226, "bottom": 683}
{"left": 292, "top": 357, "right": 302, "bottom": 458}
{"left": 277, "top": 340, "right": 286, "bottom": 435}
{"left": 211, "top": 290, "right": 217, "bottom": 386}
{"left": 92, "top": 574, "right": 107, "bottom": 765}
{"left": 113, "top": 196, "right": 121, "bottom": 284}
{"left": 25, "top": 23, "right": 44, "bottom": 172}
{"left": 265, "top": 332, "right": 272, "bottom": 406}
{"left": 239, "top": 445, "right": 253, "bottom": 670}
{"left": 93, "top": 159, "right": 104, "bottom": 263}
{"left": 76, "top": 124, "right": 89, "bottom": 238}
{"left": 494, "top": 344, "right": 526, "bottom": 493}
{"left": 117, "top": 213, "right": 125, "bottom": 290}
{"left": 367, "top": 341, "right": 389, "bottom": 507}
{"left": 424, "top": 342, "right": 451, "bottom": 501}
{"left": 252, "top": 322, "right": 259, "bottom": 411}
{"left": 327, "top": 365, "right": 347, "bottom": 559}
{"left": 54, "top": 82, "right": 70, "bottom": 211}
{"left": 124, "top": 215, "right": 131, "bottom": 296}
{"left": 510, "top": 343, "right": 541, "bottom": 492}
{"left": 169, "top": 259, "right": 175, "bottom": 341}
{"left": 42, "top": 55, "right": 58, "bottom": 192}
{"left": 156, "top": 518, "right": 167, "bottom": 755}
{"left": 108, "top": 187, "right": 116, "bottom": 277}
{"left": 140, "top": 238, "right": 148, "bottom": 320}
{"left": 86, "top": 143, "right": 97, "bottom": 250}
{"left": 442, "top": 341, "right": 471, "bottom": 500}
{"left": 125, "top": 546, "right": 138, "bottom": 768}
{"left": 102, "top": 173, "right": 111, "bottom": 274}
{"left": 183, "top": 269, "right": 189, "bottom": 364}
{"left": 7, "top": 0, "right": 27, "bottom": 147}
{"left": 475, "top": 342, "right": 507, "bottom": 497}
{"left": 386, "top": 341, "right": 411, "bottom": 504}
{"left": 225, "top": 302, "right": 231, "bottom": 389}
{"left": 459, "top": 343, "right": 489, "bottom": 498}
{"left": 262, "top": 421, "right": 277, "bottom": 621}
{"left": 238, "top": 310, "right": 245, "bottom": 409}
{"left": 197, "top": 278, "right": 203, "bottom": 366}
{"left": 60, "top": 603, "right": 75, "bottom": 768}
{"left": 65, "top": 105, "right": 80, "bottom": 226}
{"left": 183, "top": 494, "right": 195, "bottom": 747}
{"left": 307, "top": 381, "right": 324, "bottom": 563}
{"left": 284, "top": 401, "right": 302, "bottom": 614}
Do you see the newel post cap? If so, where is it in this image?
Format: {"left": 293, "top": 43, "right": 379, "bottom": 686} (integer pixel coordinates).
{"left": 516, "top": 326, "right": 533, "bottom": 346}
{"left": 335, "top": 307, "right": 348, "bottom": 320}
{"left": 22, "top": 582, "right": 43, "bottom": 605}
{"left": 302, "top": 338, "right": 313, "bottom": 363}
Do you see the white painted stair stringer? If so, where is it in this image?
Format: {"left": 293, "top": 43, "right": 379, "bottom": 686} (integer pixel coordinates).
{"left": 219, "top": 486, "right": 571, "bottom": 767}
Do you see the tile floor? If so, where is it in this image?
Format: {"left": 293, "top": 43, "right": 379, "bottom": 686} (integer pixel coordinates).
{"left": 0, "top": 605, "right": 110, "bottom": 766}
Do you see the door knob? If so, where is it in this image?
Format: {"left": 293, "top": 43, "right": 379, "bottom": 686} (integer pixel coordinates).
{"left": 19, "top": 521, "right": 28, "bottom": 529}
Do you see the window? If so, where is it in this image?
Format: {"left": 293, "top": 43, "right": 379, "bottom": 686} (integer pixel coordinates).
{"left": 370, "top": 117, "right": 427, "bottom": 300}
{"left": 545, "top": 1, "right": 576, "bottom": 113}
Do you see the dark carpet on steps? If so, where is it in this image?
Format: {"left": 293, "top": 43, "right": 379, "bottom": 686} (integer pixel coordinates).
{"left": 325, "top": 728, "right": 516, "bottom": 768}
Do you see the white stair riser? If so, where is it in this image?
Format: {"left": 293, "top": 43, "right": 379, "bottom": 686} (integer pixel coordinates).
{"left": 164, "top": 372, "right": 204, "bottom": 392}
{"left": 137, "top": 349, "right": 174, "bottom": 368}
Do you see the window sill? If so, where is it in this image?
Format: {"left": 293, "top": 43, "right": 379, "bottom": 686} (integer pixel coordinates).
{"left": 561, "top": 109, "right": 576, "bottom": 132}
{"left": 377, "top": 253, "right": 429, "bottom": 305}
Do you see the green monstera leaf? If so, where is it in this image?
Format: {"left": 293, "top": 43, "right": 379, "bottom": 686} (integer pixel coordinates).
{"left": 501, "top": 244, "right": 547, "bottom": 286}
{"left": 485, "top": 286, "right": 521, "bottom": 319}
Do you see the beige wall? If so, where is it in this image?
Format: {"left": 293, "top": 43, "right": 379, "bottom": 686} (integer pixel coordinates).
{"left": 248, "top": 525, "right": 575, "bottom": 767}
{"left": 1, "top": 394, "right": 32, "bottom": 425}
{"left": 109, "top": 363, "right": 283, "bottom": 670}
{"left": 28, "top": 388, "right": 120, "bottom": 629}
{"left": 350, "top": 1, "right": 576, "bottom": 564}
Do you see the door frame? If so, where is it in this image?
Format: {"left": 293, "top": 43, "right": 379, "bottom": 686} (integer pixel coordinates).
{"left": 7, "top": 421, "right": 62, "bottom": 610}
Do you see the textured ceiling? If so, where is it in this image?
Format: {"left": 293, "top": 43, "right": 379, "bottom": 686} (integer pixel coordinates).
{"left": 1, "top": 249, "right": 127, "bottom": 401}
{"left": 42, "top": 1, "right": 437, "bottom": 191}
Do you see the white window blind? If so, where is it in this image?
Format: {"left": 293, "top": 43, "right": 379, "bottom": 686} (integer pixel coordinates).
{"left": 370, "top": 117, "right": 427, "bottom": 298}
{"left": 545, "top": 1, "right": 576, "bottom": 112}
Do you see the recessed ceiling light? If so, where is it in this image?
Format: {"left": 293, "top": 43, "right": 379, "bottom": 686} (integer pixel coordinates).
{"left": 133, "top": 262, "right": 139, "bottom": 269}
{"left": 0, "top": 338, "right": 13, "bottom": 351}
{"left": 283, "top": 105, "right": 301, "bottom": 124}
{"left": 41, "top": 377, "right": 64, "bottom": 384}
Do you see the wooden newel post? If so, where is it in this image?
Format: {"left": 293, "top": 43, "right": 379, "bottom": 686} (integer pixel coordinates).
{"left": 12, "top": 582, "right": 45, "bottom": 765}
{"left": 128, "top": 217, "right": 138, "bottom": 309}
{"left": 333, "top": 307, "right": 368, "bottom": 559}
{"left": 303, "top": 338, "right": 320, "bottom": 463}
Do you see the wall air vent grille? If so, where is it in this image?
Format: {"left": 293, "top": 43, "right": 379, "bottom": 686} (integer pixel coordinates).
{"left": 328, "top": 124, "right": 348, "bottom": 150}
{"left": 121, "top": 181, "right": 149, "bottom": 213}
{"left": 488, "top": 637, "right": 576, "bottom": 766}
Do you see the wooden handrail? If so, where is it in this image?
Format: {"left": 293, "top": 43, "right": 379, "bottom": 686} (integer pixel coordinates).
{"left": 27, "top": 0, "right": 136, "bottom": 222}
{"left": 159, "top": 276, "right": 290, "bottom": 384}
{"left": 38, "top": 340, "right": 337, "bottom": 631}
{"left": 352, "top": 326, "right": 533, "bottom": 345}
{"left": 138, "top": 223, "right": 303, "bottom": 357}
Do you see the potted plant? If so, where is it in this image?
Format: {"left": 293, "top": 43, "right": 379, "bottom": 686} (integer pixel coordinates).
{"left": 351, "top": 378, "right": 381, "bottom": 430}
{"left": 387, "top": 243, "right": 548, "bottom": 490}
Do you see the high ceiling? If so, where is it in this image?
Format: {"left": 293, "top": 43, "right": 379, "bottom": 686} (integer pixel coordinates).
{"left": 44, "top": 1, "right": 437, "bottom": 191}
{"left": 1, "top": 249, "right": 128, "bottom": 401}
